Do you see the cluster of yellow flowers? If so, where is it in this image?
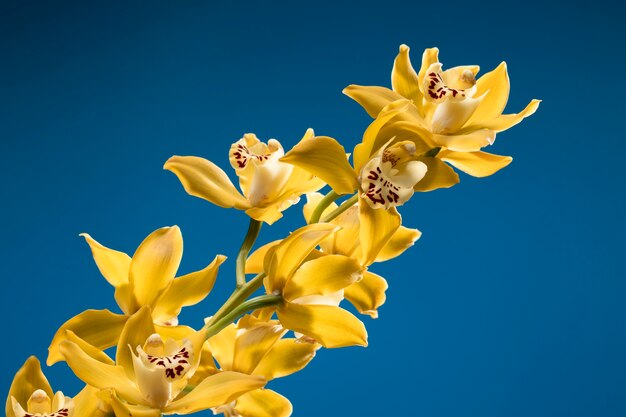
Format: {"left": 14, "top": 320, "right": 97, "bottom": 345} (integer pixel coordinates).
{"left": 6, "top": 45, "right": 539, "bottom": 417}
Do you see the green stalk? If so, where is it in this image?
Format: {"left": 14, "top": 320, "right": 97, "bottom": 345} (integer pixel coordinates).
{"left": 320, "top": 194, "right": 359, "bottom": 223}
{"left": 203, "top": 294, "right": 282, "bottom": 340}
{"left": 235, "top": 219, "right": 262, "bottom": 288}
{"left": 308, "top": 190, "right": 341, "bottom": 223}
{"left": 205, "top": 272, "right": 266, "bottom": 327}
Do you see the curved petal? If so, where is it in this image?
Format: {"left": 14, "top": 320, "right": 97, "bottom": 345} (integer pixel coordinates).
{"left": 413, "top": 156, "right": 460, "bottom": 192}
{"left": 235, "top": 389, "right": 292, "bottom": 417}
{"left": 116, "top": 306, "right": 156, "bottom": 380}
{"left": 98, "top": 389, "right": 160, "bottom": 417}
{"left": 164, "top": 155, "right": 250, "bottom": 209}
{"left": 73, "top": 386, "right": 110, "bottom": 417}
{"left": 281, "top": 136, "right": 358, "bottom": 195}
{"left": 59, "top": 341, "right": 145, "bottom": 406}
{"left": 439, "top": 150, "right": 512, "bottom": 177}
{"left": 245, "top": 241, "right": 280, "bottom": 275}
{"left": 433, "top": 129, "right": 496, "bottom": 152}
{"left": 154, "top": 324, "right": 197, "bottom": 341}
{"left": 265, "top": 224, "right": 338, "bottom": 293}
{"left": 392, "top": 44, "right": 422, "bottom": 102}
{"left": 253, "top": 339, "right": 318, "bottom": 380}
{"left": 6, "top": 357, "right": 53, "bottom": 417}
{"left": 80, "top": 233, "right": 135, "bottom": 314}
{"left": 376, "top": 225, "right": 422, "bottom": 262}
{"left": 244, "top": 205, "right": 284, "bottom": 225}
{"left": 283, "top": 255, "right": 362, "bottom": 301}
{"left": 47, "top": 309, "right": 127, "bottom": 365}
{"left": 353, "top": 99, "right": 412, "bottom": 172}
{"left": 358, "top": 199, "right": 401, "bottom": 266}
{"left": 129, "top": 226, "right": 183, "bottom": 308}
{"left": 165, "top": 372, "right": 266, "bottom": 414}
{"left": 233, "top": 323, "right": 285, "bottom": 375}
{"left": 65, "top": 330, "right": 115, "bottom": 365}
{"left": 464, "top": 62, "right": 510, "bottom": 126}
{"left": 152, "top": 255, "right": 226, "bottom": 324}
{"left": 344, "top": 271, "right": 388, "bottom": 319}
{"left": 208, "top": 324, "right": 238, "bottom": 371}
{"left": 417, "top": 47, "right": 440, "bottom": 92}
{"left": 342, "top": 85, "right": 405, "bottom": 118}
{"left": 461, "top": 99, "right": 541, "bottom": 133}
{"left": 277, "top": 302, "right": 367, "bottom": 348}
{"left": 80, "top": 233, "right": 130, "bottom": 287}
{"left": 323, "top": 205, "right": 362, "bottom": 258}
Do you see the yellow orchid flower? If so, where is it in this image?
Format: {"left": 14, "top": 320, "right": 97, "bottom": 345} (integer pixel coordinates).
{"left": 302, "top": 193, "right": 421, "bottom": 318}
{"left": 59, "top": 307, "right": 266, "bottom": 416}
{"left": 281, "top": 101, "right": 427, "bottom": 210}
{"left": 164, "top": 129, "right": 326, "bottom": 225}
{"left": 47, "top": 225, "right": 226, "bottom": 365}
{"left": 246, "top": 193, "right": 421, "bottom": 319}
{"left": 201, "top": 315, "right": 318, "bottom": 417}
{"left": 243, "top": 223, "right": 368, "bottom": 348}
{"left": 343, "top": 45, "right": 540, "bottom": 180}
{"left": 6, "top": 356, "right": 106, "bottom": 417}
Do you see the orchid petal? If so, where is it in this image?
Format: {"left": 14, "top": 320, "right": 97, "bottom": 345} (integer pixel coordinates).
{"left": 165, "top": 372, "right": 265, "bottom": 414}
{"left": 344, "top": 271, "right": 388, "bottom": 319}
{"left": 6, "top": 357, "right": 53, "bottom": 417}
{"left": 277, "top": 302, "right": 367, "bottom": 348}
{"left": 129, "top": 226, "right": 183, "bottom": 308}
{"left": 439, "top": 150, "right": 513, "bottom": 177}
{"left": 48, "top": 309, "right": 127, "bottom": 365}
{"left": 253, "top": 339, "right": 318, "bottom": 380}
{"left": 281, "top": 136, "right": 358, "bottom": 195}
{"left": 152, "top": 255, "right": 226, "bottom": 324}
{"left": 235, "top": 389, "right": 292, "bottom": 417}
{"left": 283, "top": 255, "right": 362, "bottom": 301}
{"left": 164, "top": 155, "right": 250, "bottom": 209}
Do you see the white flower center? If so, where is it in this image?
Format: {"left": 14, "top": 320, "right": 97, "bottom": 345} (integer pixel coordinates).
{"left": 229, "top": 134, "right": 293, "bottom": 206}
{"left": 132, "top": 334, "right": 196, "bottom": 408}
{"left": 360, "top": 142, "right": 427, "bottom": 209}
{"left": 12, "top": 391, "right": 73, "bottom": 417}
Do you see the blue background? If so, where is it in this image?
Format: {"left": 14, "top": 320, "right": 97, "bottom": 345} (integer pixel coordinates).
{"left": 2, "top": 1, "right": 625, "bottom": 416}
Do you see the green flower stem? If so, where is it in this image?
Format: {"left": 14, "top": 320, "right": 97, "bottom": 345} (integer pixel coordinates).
{"left": 235, "top": 218, "right": 262, "bottom": 288}
{"left": 309, "top": 190, "right": 341, "bottom": 223}
{"left": 205, "top": 272, "right": 266, "bottom": 327}
{"left": 203, "top": 294, "right": 282, "bottom": 340}
{"left": 320, "top": 194, "right": 359, "bottom": 223}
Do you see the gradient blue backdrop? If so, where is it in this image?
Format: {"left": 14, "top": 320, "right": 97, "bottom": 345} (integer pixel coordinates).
{"left": 2, "top": 1, "right": 625, "bottom": 416}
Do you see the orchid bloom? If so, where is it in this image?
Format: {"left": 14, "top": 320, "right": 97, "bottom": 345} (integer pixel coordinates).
{"left": 5, "top": 356, "right": 105, "bottom": 417}
{"left": 344, "top": 45, "right": 540, "bottom": 181}
{"left": 164, "top": 130, "right": 325, "bottom": 225}
{"left": 59, "top": 307, "right": 265, "bottom": 416}
{"left": 281, "top": 101, "right": 427, "bottom": 211}
{"left": 204, "top": 315, "right": 318, "bottom": 417}
{"left": 47, "top": 225, "right": 226, "bottom": 365}
{"left": 302, "top": 193, "right": 421, "bottom": 318}
{"left": 244, "top": 223, "right": 367, "bottom": 348}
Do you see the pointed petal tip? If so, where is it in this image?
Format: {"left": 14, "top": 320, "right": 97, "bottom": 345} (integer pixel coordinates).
{"left": 399, "top": 44, "right": 409, "bottom": 53}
